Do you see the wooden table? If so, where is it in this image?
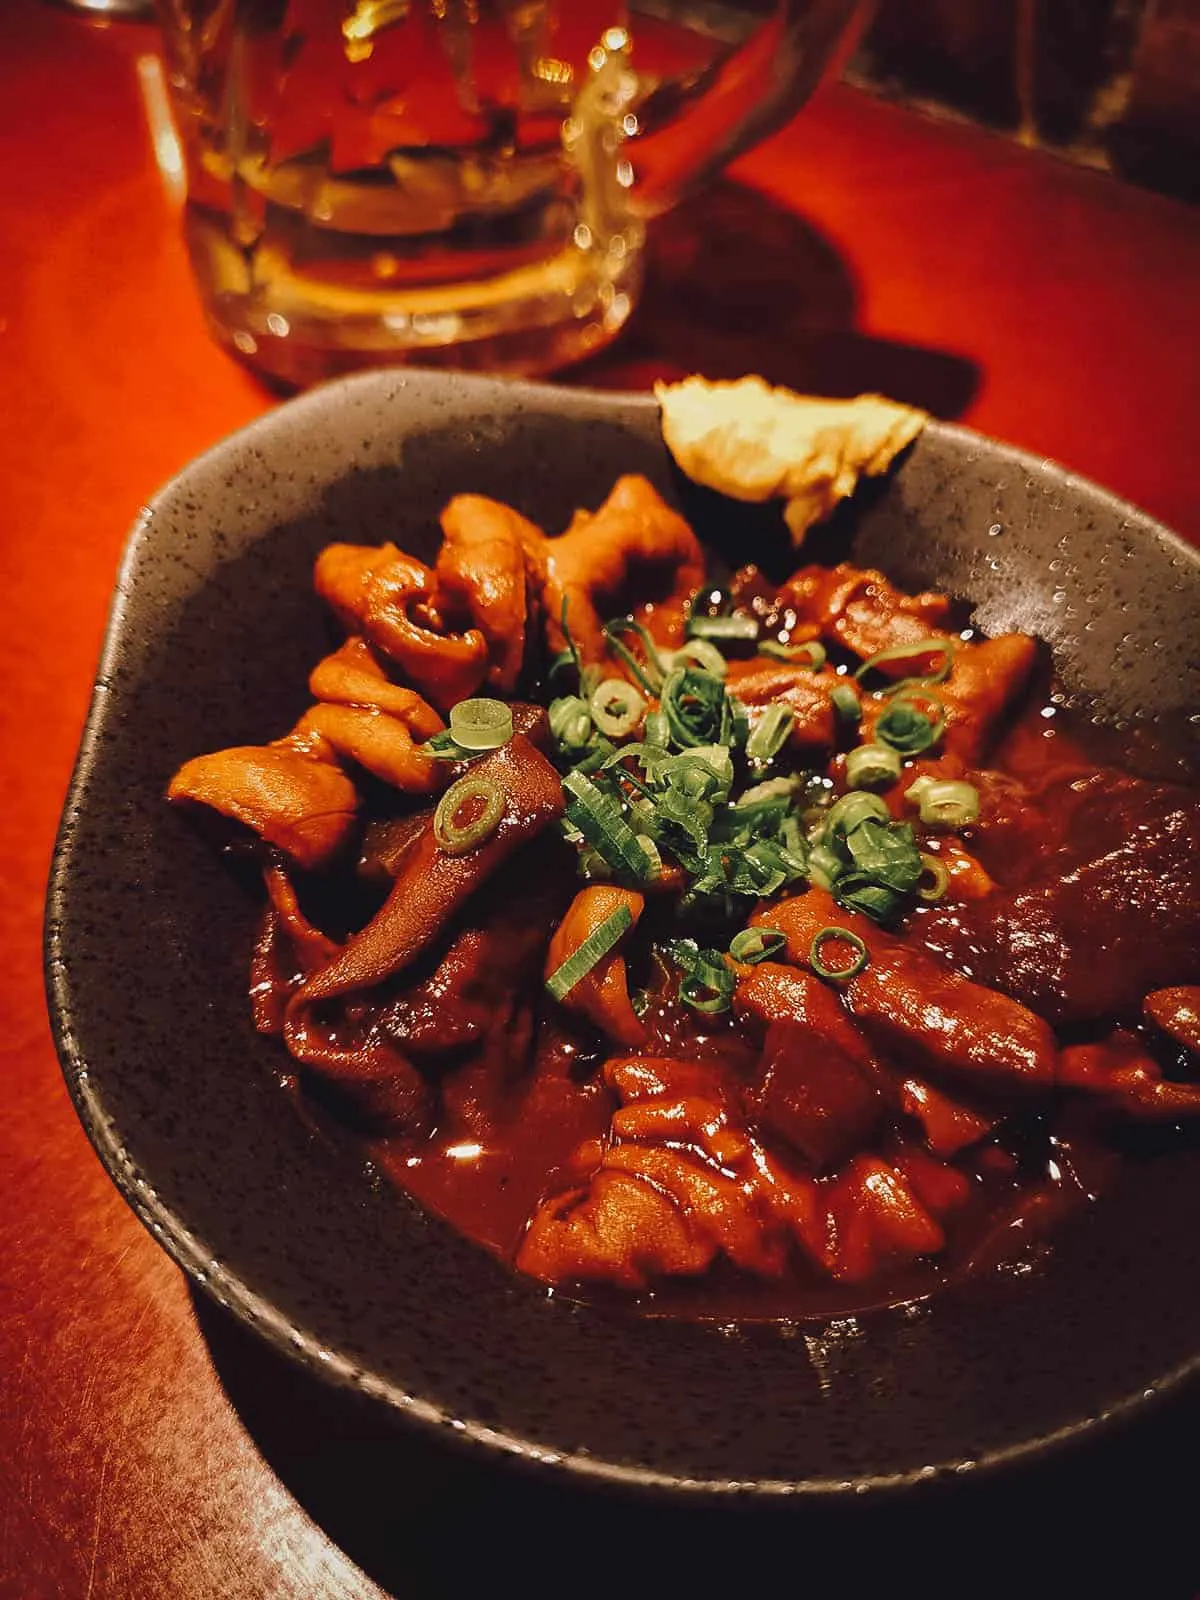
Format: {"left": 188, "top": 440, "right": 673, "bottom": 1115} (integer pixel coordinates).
{"left": 4, "top": 7, "right": 1199, "bottom": 1598}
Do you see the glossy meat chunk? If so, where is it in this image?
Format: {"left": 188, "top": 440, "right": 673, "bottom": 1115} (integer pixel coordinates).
{"left": 283, "top": 1011, "right": 433, "bottom": 1137}
{"left": 1144, "top": 987, "right": 1200, "bottom": 1054}
{"left": 919, "top": 780, "right": 1200, "bottom": 1025}
{"left": 518, "top": 1056, "right": 786, "bottom": 1289}
{"left": 250, "top": 867, "right": 433, "bottom": 1135}
{"left": 291, "top": 734, "right": 564, "bottom": 1009}
{"left": 249, "top": 860, "right": 341, "bottom": 1032}
{"left": 290, "top": 703, "right": 442, "bottom": 793}
{"left": 938, "top": 634, "right": 1039, "bottom": 763}
{"left": 750, "top": 1020, "right": 884, "bottom": 1171}
{"left": 541, "top": 475, "right": 704, "bottom": 660}
{"left": 724, "top": 661, "right": 844, "bottom": 751}
{"left": 379, "top": 852, "right": 565, "bottom": 1058}
{"left": 167, "top": 636, "right": 448, "bottom": 869}
{"left": 897, "top": 1076, "right": 996, "bottom": 1157}
{"left": 774, "top": 562, "right": 951, "bottom": 666}
{"left": 167, "top": 737, "right": 360, "bottom": 871}
{"left": 308, "top": 637, "right": 445, "bottom": 736}
{"left": 756, "top": 890, "right": 1057, "bottom": 1089}
{"left": 544, "top": 886, "right": 646, "bottom": 1047}
{"left": 735, "top": 960, "right": 996, "bottom": 1155}
{"left": 518, "top": 1171, "right": 715, "bottom": 1290}
{"left": 435, "top": 496, "right": 547, "bottom": 692}
{"left": 825, "top": 1154, "right": 947, "bottom": 1283}
{"left": 314, "top": 542, "right": 488, "bottom": 710}
{"left": 1059, "top": 1031, "right": 1200, "bottom": 1119}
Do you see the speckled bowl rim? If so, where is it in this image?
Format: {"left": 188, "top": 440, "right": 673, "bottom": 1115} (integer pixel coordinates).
{"left": 44, "top": 371, "right": 1200, "bottom": 1500}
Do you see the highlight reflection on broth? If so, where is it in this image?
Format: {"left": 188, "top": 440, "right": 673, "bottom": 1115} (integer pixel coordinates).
{"left": 168, "top": 473, "right": 1200, "bottom": 1318}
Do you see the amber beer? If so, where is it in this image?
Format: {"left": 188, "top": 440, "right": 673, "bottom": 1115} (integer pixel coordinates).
{"left": 156, "top": 1, "right": 863, "bottom": 384}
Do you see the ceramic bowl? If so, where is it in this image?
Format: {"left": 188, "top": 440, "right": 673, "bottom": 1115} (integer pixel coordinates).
{"left": 45, "top": 370, "right": 1200, "bottom": 1496}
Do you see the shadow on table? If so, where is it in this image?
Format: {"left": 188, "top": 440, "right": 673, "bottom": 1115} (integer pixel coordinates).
{"left": 193, "top": 1288, "right": 1198, "bottom": 1600}
{"left": 576, "top": 179, "right": 980, "bottom": 419}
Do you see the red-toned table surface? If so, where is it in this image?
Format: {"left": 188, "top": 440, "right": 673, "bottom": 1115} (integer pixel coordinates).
{"left": 4, "top": 8, "right": 1199, "bottom": 1599}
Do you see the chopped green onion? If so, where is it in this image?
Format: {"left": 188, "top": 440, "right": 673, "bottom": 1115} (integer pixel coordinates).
{"left": 917, "top": 852, "right": 950, "bottom": 902}
{"left": 559, "top": 596, "right": 582, "bottom": 675}
{"left": 844, "top": 818, "right": 922, "bottom": 894}
{"left": 686, "top": 613, "right": 759, "bottom": 645}
{"left": 661, "top": 665, "right": 730, "bottom": 749}
{"left": 759, "top": 639, "right": 826, "bottom": 669}
{"left": 572, "top": 737, "right": 617, "bottom": 775}
{"left": 729, "top": 927, "right": 786, "bottom": 964}
{"left": 663, "top": 937, "right": 735, "bottom": 1012}
{"left": 745, "top": 704, "right": 794, "bottom": 769}
{"left": 635, "top": 833, "right": 662, "bottom": 880}
{"left": 603, "top": 617, "right": 668, "bottom": 694}
{"left": 433, "top": 777, "right": 505, "bottom": 855}
{"left": 590, "top": 677, "right": 646, "bottom": 739}
{"left": 913, "top": 778, "right": 980, "bottom": 829}
{"left": 845, "top": 742, "right": 903, "bottom": 789}
{"left": 674, "top": 744, "right": 735, "bottom": 797}
{"left": 830, "top": 681, "right": 861, "bottom": 734}
{"left": 855, "top": 638, "right": 955, "bottom": 691}
{"left": 681, "top": 952, "right": 735, "bottom": 1014}
{"left": 448, "top": 697, "right": 513, "bottom": 751}
{"left": 545, "top": 904, "right": 633, "bottom": 1001}
{"left": 668, "top": 638, "right": 728, "bottom": 677}
{"left": 808, "top": 841, "right": 845, "bottom": 892}
{"left": 833, "top": 874, "right": 908, "bottom": 925}
{"left": 822, "top": 791, "right": 890, "bottom": 839}
{"left": 644, "top": 708, "right": 670, "bottom": 748}
{"left": 549, "top": 694, "right": 594, "bottom": 752}
{"left": 735, "top": 776, "right": 798, "bottom": 810}
{"left": 579, "top": 663, "right": 604, "bottom": 701}
{"left": 810, "top": 926, "right": 869, "bottom": 982}
{"left": 562, "top": 769, "right": 656, "bottom": 881}
{"left": 423, "top": 730, "right": 484, "bottom": 762}
{"left": 724, "top": 693, "right": 750, "bottom": 750}
{"left": 874, "top": 692, "right": 946, "bottom": 756}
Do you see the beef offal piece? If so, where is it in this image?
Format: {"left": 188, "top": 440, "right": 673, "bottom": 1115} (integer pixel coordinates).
{"left": 754, "top": 890, "right": 1057, "bottom": 1091}
{"left": 279, "top": 735, "right": 563, "bottom": 1134}
{"left": 918, "top": 781, "right": 1200, "bottom": 1027}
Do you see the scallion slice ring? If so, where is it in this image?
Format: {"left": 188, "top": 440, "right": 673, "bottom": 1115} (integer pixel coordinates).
{"left": 590, "top": 677, "right": 646, "bottom": 739}
{"left": 855, "top": 638, "right": 955, "bottom": 691}
{"left": 433, "top": 776, "right": 506, "bottom": 855}
{"left": 448, "top": 697, "right": 514, "bottom": 751}
{"left": 809, "top": 926, "right": 870, "bottom": 982}
{"left": 874, "top": 691, "right": 946, "bottom": 756}
{"left": 729, "top": 927, "right": 786, "bottom": 964}
{"left": 914, "top": 778, "right": 981, "bottom": 828}
{"left": 845, "top": 742, "right": 902, "bottom": 789}
{"left": 917, "top": 852, "right": 951, "bottom": 902}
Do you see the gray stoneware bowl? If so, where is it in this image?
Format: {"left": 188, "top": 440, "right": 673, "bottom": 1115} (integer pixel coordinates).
{"left": 45, "top": 370, "right": 1200, "bottom": 1498}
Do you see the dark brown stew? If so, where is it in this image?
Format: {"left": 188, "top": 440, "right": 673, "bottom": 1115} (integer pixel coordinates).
{"left": 167, "top": 475, "right": 1200, "bottom": 1321}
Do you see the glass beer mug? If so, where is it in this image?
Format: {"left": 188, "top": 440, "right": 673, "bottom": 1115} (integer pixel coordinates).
{"left": 157, "top": 0, "right": 864, "bottom": 386}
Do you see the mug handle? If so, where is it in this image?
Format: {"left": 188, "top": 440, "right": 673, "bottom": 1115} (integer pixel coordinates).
{"left": 571, "top": 1, "right": 870, "bottom": 223}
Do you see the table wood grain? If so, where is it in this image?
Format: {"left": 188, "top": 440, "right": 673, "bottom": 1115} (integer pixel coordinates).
{"left": 3, "top": 8, "right": 1198, "bottom": 1598}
